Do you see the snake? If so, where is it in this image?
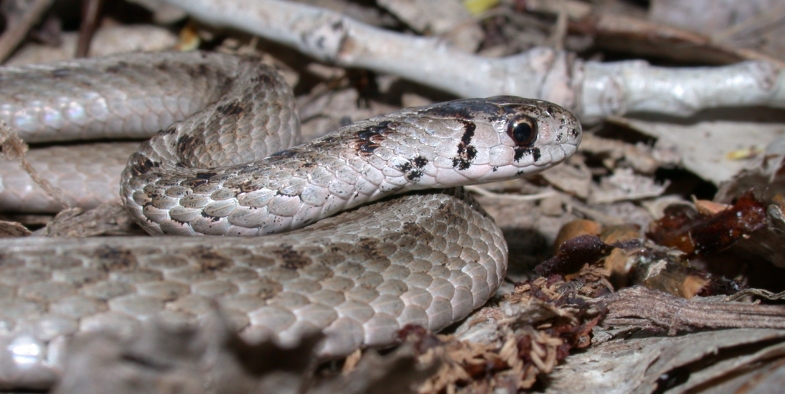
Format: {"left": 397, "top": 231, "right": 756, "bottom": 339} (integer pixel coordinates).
{"left": 0, "top": 51, "right": 581, "bottom": 388}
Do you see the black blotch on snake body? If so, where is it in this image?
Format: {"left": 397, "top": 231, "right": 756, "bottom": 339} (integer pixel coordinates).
{"left": 176, "top": 134, "right": 203, "bottom": 160}
{"left": 188, "top": 247, "right": 232, "bottom": 272}
{"left": 345, "top": 237, "right": 390, "bottom": 264}
{"left": 275, "top": 189, "right": 301, "bottom": 198}
{"left": 128, "top": 154, "right": 161, "bottom": 176}
{"left": 355, "top": 121, "right": 393, "bottom": 156}
{"left": 200, "top": 211, "right": 221, "bottom": 222}
{"left": 406, "top": 170, "right": 424, "bottom": 181}
{"left": 194, "top": 171, "right": 217, "bottom": 180}
{"left": 181, "top": 178, "right": 208, "bottom": 188}
{"left": 413, "top": 156, "right": 428, "bottom": 168}
{"left": 398, "top": 156, "right": 429, "bottom": 182}
{"left": 216, "top": 101, "right": 245, "bottom": 116}
{"left": 160, "top": 125, "right": 178, "bottom": 136}
{"left": 451, "top": 121, "right": 478, "bottom": 171}
{"left": 276, "top": 245, "right": 312, "bottom": 270}
{"left": 94, "top": 246, "right": 139, "bottom": 271}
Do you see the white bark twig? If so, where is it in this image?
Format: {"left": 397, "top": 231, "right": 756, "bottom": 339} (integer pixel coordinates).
{"left": 164, "top": 0, "right": 785, "bottom": 120}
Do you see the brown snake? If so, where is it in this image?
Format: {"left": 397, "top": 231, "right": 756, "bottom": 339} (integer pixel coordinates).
{"left": 0, "top": 51, "right": 581, "bottom": 388}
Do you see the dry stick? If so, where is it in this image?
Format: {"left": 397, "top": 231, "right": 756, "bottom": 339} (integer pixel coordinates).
{"left": 76, "top": 0, "right": 104, "bottom": 58}
{"left": 162, "top": 0, "right": 785, "bottom": 120}
{"left": 0, "top": 0, "right": 54, "bottom": 62}
{"left": 464, "top": 186, "right": 557, "bottom": 202}
{"left": 0, "top": 122, "right": 73, "bottom": 210}
{"left": 601, "top": 286, "right": 785, "bottom": 334}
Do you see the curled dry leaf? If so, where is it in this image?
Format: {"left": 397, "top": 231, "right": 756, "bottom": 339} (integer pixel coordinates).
{"left": 647, "top": 191, "right": 768, "bottom": 258}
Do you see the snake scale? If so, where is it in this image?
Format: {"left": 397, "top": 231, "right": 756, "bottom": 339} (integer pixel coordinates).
{"left": 0, "top": 51, "right": 581, "bottom": 388}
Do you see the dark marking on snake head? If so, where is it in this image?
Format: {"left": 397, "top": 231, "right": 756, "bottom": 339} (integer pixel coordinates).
{"left": 460, "top": 121, "right": 476, "bottom": 146}
{"left": 276, "top": 245, "right": 311, "bottom": 270}
{"left": 216, "top": 101, "right": 244, "bottom": 116}
{"left": 452, "top": 146, "right": 477, "bottom": 171}
{"left": 513, "top": 147, "right": 525, "bottom": 162}
{"left": 492, "top": 166, "right": 498, "bottom": 172}
{"left": 451, "top": 121, "right": 477, "bottom": 170}
{"left": 513, "top": 146, "right": 541, "bottom": 163}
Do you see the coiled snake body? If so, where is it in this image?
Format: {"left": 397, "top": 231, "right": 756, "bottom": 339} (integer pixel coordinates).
{"left": 0, "top": 51, "right": 581, "bottom": 387}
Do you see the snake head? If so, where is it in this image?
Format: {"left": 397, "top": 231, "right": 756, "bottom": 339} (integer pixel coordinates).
{"left": 395, "top": 95, "right": 582, "bottom": 187}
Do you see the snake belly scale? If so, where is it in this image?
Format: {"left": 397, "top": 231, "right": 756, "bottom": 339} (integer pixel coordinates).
{"left": 0, "top": 51, "right": 581, "bottom": 386}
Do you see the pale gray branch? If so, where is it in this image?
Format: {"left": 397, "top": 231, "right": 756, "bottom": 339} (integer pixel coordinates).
{"left": 162, "top": 0, "right": 785, "bottom": 120}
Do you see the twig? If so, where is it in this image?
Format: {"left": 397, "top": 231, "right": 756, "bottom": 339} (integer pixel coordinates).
{"left": 76, "top": 0, "right": 103, "bottom": 57}
{"left": 464, "top": 185, "right": 557, "bottom": 202}
{"left": 0, "top": 122, "right": 72, "bottom": 210}
{"left": 162, "top": 0, "right": 785, "bottom": 120}
{"left": 601, "top": 286, "right": 785, "bottom": 334}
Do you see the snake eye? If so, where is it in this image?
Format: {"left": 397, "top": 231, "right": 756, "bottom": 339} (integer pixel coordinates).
{"left": 507, "top": 116, "right": 537, "bottom": 147}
